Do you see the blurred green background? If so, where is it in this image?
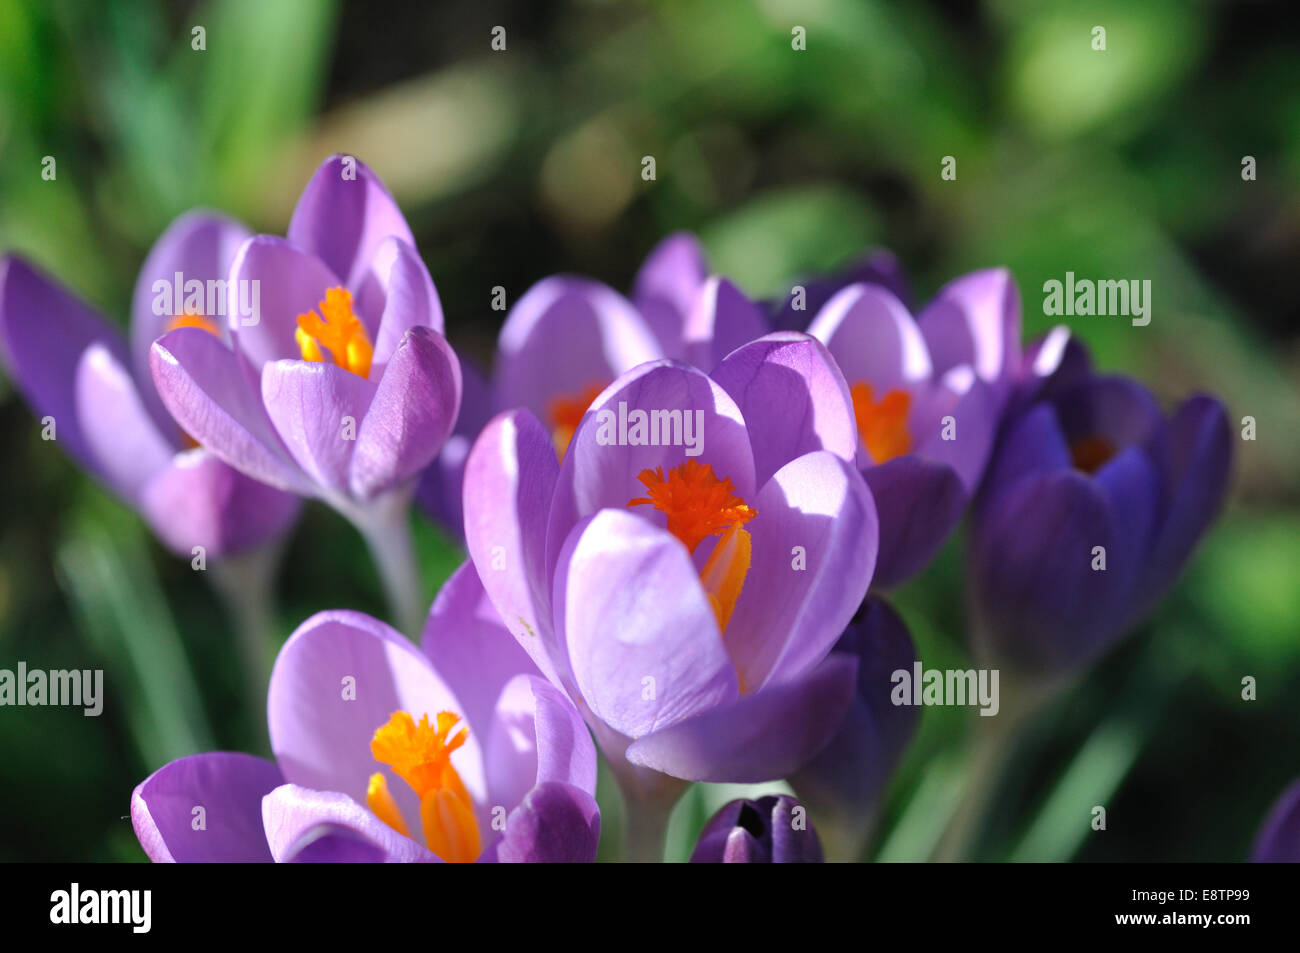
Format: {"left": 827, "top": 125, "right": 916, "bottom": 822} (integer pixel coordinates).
{"left": 0, "top": 0, "right": 1297, "bottom": 861}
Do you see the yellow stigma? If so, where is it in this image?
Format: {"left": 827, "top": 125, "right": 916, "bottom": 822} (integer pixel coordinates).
{"left": 295, "top": 287, "right": 373, "bottom": 378}
{"left": 547, "top": 381, "right": 607, "bottom": 458}
{"left": 367, "top": 711, "right": 481, "bottom": 863}
{"left": 629, "top": 460, "right": 756, "bottom": 638}
{"left": 851, "top": 382, "right": 912, "bottom": 464}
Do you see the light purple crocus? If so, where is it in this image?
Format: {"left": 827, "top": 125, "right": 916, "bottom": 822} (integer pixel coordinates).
{"left": 1251, "top": 779, "right": 1300, "bottom": 862}
{"left": 148, "top": 156, "right": 461, "bottom": 631}
{"left": 463, "top": 332, "right": 878, "bottom": 804}
{"left": 968, "top": 343, "right": 1232, "bottom": 675}
{"left": 806, "top": 269, "right": 1023, "bottom": 585}
{"left": 0, "top": 213, "right": 299, "bottom": 558}
{"left": 690, "top": 795, "right": 823, "bottom": 863}
{"left": 131, "top": 564, "right": 600, "bottom": 862}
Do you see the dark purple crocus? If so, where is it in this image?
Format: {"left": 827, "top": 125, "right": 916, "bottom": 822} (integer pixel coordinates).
{"left": 788, "top": 597, "right": 919, "bottom": 857}
{"left": 690, "top": 795, "right": 823, "bottom": 863}
{"left": 131, "top": 564, "right": 600, "bottom": 862}
{"left": 0, "top": 213, "right": 299, "bottom": 558}
{"left": 1251, "top": 779, "right": 1300, "bottom": 862}
{"left": 768, "top": 248, "right": 913, "bottom": 332}
{"left": 807, "top": 270, "right": 1022, "bottom": 585}
{"left": 968, "top": 345, "right": 1232, "bottom": 675}
{"left": 463, "top": 332, "right": 878, "bottom": 793}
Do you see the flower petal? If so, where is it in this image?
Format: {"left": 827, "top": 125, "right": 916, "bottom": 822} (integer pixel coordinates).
{"left": 495, "top": 275, "right": 661, "bottom": 423}
{"left": 478, "top": 781, "right": 601, "bottom": 863}
{"left": 131, "top": 752, "right": 281, "bottom": 862}
{"left": 349, "top": 325, "right": 460, "bottom": 499}
{"left": 1252, "top": 780, "right": 1300, "bottom": 862}
{"left": 917, "top": 267, "right": 1021, "bottom": 386}
{"left": 261, "top": 358, "right": 376, "bottom": 494}
{"left": 151, "top": 326, "right": 310, "bottom": 493}
{"left": 712, "top": 331, "right": 858, "bottom": 487}
{"left": 808, "top": 283, "right": 933, "bottom": 391}
{"left": 864, "top": 455, "right": 965, "bottom": 588}
{"left": 287, "top": 154, "right": 415, "bottom": 295}
{"left": 0, "top": 256, "right": 127, "bottom": 478}
{"left": 725, "top": 451, "right": 878, "bottom": 691}
{"left": 554, "top": 509, "right": 738, "bottom": 739}
{"left": 462, "top": 408, "right": 565, "bottom": 686}
{"left": 632, "top": 231, "right": 709, "bottom": 359}
{"left": 75, "top": 343, "right": 175, "bottom": 501}
{"left": 139, "top": 448, "right": 301, "bottom": 559}
{"left": 262, "top": 784, "right": 436, "bottom": 863}
{"left": 367, "top": 237, "right": 444, "bottom": 370}
{"left": 683, "top": 277, "right": 769, "bottom": 371}
{"left": 625, "top": 653, "right": 857, "bottom": 783}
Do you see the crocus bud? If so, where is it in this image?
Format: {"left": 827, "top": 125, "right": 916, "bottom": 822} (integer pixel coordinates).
{"left": 690, "top": 795, "right": 823, "bottom": 863}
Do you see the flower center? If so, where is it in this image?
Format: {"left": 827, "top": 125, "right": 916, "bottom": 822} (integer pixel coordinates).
{"left": 850, "top": 382, "right": 912, "bottom": 464}
{"left": 295, "top": 287, "right": 373, "bottom": 378}
{"left": 165, "top": 312, "right": 222, "bottom": 337}
{"left": 1070, "top": 435, "right": 1116, "bottom": 474}
{"left": 367, "top": 710, "right": 481, "bottom": 863}
{"left": 629, "top": 460, "right": 756, "bottom": 635}
{"left": 547, "top": 381, "right": 607, "bottom": 458}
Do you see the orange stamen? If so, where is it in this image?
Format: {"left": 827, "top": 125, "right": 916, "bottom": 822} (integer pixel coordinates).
{"left": 629, "top": 459, "right": 756, "bottom": 554}
{"left": 1071, "top": 435, "right": 1116, "bottom": 474}
{"left": 165, "top": 312, "right": 221, "bottom": 337}
{"left": 547, "top": 382, "right": 607, "bottom": 458}
{"left": 369, "top": 711, "right": 481, "bottom": 862}
{"left": 295, "top": 287, "right": 373, "bottom": 378}
{"left": 628, "top": 460, "right": 757, "bottom": 639}
{"left": 851, "top": 382, "right": 912, "bottom": 464}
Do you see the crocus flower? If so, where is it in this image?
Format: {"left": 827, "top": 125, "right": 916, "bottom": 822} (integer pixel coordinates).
{"left": 768, "top": 248, "right": 913, "bottom": 333}
{"left": 130, "top": 565, "right": 601, "bottom": 862}
{"left": 807, "top": 269, "right": 1022, "bottom": 585}
{"left": 788, "top": 597, "right": 919, "bottom": 857}
{"left": 968, "top": 350, "right": 1232, "bottom": 675}
{"left": 417, "top": 276, "right": 663, "bottom": 535}
{"left": 689, "top": 795, "right": 823, "bottom": 863}
{"left": 0, "top": 213, "right": 298, "bottom": 558}
{"left": 148, "top": 156, "right": 461, "bottom": 630}
{"left": 463, "top": 331, "right": 878, "bottom": 790}
{"left": 1251, "top": 779, "right": 1300, "bottom": 862}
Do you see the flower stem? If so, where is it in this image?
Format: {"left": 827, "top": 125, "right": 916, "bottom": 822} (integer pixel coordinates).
{"left": 209, "top": 545, "right": 282, "bottom": 750}
{"left": 350, "top": 495, "right": 425, "bottom": 638}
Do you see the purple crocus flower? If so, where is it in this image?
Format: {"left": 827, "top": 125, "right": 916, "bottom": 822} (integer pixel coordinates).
{"left": 463, "top": 331, "right": 878, "bottom": 793}
{"left": 418, "top": 276, "right": 663, "bottom": 535}
{"left": 1251, "top": 779, "right": 1300, "bottom": 862}
{"left": 968, "top": 347, "right": 1232, "bottom": 675}
{"left": 689, "top": 795, "right": 823, "bottom": 863}
{"left": 768, "top": 248, "right": 913, "bottom": 332}
{"left": 131, "top": 565, "right": 600, "bottom": 862}
{"left": 788, "top": 597, "right": 919, "bottom": 857}
{"left": 148, "top": 156, "right": 461, "bottom": 630}
{"left": 806, "top": 270, "right": 1021, "bottom": 585}
{"left": 0, "top": 213, "right": 299, "bottom": 558}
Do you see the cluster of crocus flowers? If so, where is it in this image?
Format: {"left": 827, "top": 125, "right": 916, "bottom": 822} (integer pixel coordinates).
{"left": 2, "top": 147, "right": 1235, "bottom": 862}
{"left": 131, "top": 567, "right": 600, "bottom": 863}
